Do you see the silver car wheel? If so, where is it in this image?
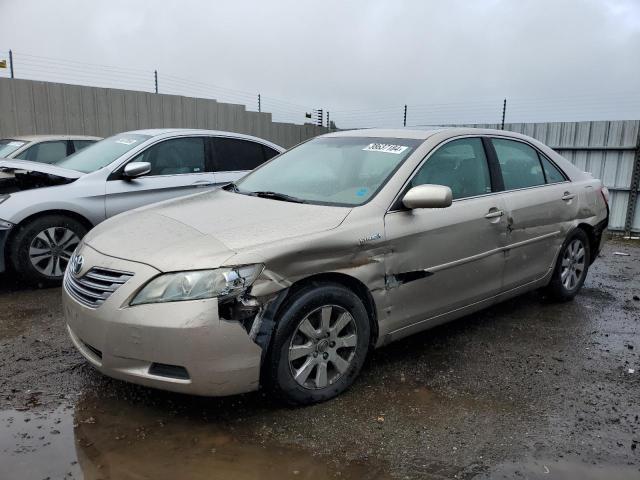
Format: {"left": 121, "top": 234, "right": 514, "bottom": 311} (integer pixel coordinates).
{"left": 560, "top": 238, "right": 586, "bottom": 291}
{"left": 29, "top": 227, "right": 80, "bottom": 277}
{"left": 288, "top": 305, "right": 358, "bottom": 390}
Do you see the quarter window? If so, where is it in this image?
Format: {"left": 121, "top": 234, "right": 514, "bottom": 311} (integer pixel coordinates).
{"left": 492, "top": 138, "right": 545, "bottom": 190}
{"left": 213, "top": 138, "right": 266, "bottom": 171}
{"left": 540, "top": 154, "right": 566, "bottom": 184}
{"left": 410, "top": 138, "right": 492, "bottom": 200}
{"left": 132, "top": 137, "right": 205, "bottom": 176}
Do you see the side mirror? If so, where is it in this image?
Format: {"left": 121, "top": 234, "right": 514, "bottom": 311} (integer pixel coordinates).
{"left": 123, "top": 161, "right": 151, "bottom": 178}
{"left": 402, "top": 184, "right": 452, "bottom": 209}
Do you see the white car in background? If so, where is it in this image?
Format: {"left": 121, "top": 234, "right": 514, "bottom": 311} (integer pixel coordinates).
{"left": 0, "top": 129, "right": 284, "bottom": 285}
{"left": 0, "top": 135, "right": 101, "bottom": 164}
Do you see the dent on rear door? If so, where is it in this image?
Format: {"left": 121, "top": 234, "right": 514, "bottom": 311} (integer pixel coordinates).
{"left": 501, "top": 183, "right": 579, "bottom": 290}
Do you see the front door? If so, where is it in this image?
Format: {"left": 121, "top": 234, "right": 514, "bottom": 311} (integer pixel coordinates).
{"left": 384, "top": 137, "right": 508, "bottom": 334}
{"left": 105, "top": 136, "right": 217, "bottom": 217}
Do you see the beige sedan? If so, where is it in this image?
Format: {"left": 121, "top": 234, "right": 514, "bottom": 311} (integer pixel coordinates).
{"left": 62, "top": 127, "right": 609, "bottom": 405}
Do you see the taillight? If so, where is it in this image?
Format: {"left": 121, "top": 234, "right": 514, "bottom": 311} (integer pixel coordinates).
{"left": 600, "top": 186, "right": 610, "bottom": 205}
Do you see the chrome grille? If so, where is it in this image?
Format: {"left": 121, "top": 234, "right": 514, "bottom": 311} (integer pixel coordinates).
{"left": 64, "top": 266, "right": 133, "bottom": 308}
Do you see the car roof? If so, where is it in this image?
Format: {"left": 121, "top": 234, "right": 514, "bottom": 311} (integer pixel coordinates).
{"left": 121, "top": 128, "right": 285, "bottom": 150}
{"left": 3, "top": 134, "right": 102, "bottom": 142}
{"left": 323, "top": 127, "right": 538, "bottom": 142}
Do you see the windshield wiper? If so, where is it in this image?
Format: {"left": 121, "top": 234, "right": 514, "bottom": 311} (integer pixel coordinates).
{"left": 252, "top": 191, "right": 306, "bottom": 203}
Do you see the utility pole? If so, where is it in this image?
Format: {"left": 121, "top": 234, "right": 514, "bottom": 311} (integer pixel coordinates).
{"left": 501, "top": 98, "right": 507, "bottom": 130}
{"left": 9, "top": 50, "right": 14, "bottom": 79}
{"left": 327, "top": 111, "right": 330, "bottom": 130}
{"left": 258, "top": 94, "right": 261, "bottom": 112}
{"left": 154, "top": 70, "right": 158, "bottom": 94}
{"left": 403, "top": 104, "right": 407, "bottom": 127}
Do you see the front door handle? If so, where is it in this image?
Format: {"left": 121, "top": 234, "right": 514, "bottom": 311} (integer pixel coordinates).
{"left": 561, "top": 192, "right": 576, "bottom": 201}
{"left": 485, "top": 209, "right": 504, "bottom": 219}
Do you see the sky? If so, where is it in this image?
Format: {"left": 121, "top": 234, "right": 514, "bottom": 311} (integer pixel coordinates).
{"left": 0, "top": 0, "right": 639, "bottom": 127}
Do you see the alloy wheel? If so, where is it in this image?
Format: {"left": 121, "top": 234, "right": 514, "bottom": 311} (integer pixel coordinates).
{"left": 561, "top": 238, "right": 586, "bottom": 291}
{"left": 288, "top": 305, "right": 358, "bottom": 390}
{"left": 29, "top": 227, "right": 80, "bottom": 277}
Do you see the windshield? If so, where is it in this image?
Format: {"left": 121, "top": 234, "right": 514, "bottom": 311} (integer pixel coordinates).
{"left": 0, "top": 139, "right": 27, "bottom": 157}
{"left": 54, "top": 134, "right": 151, "bottom": 173}
{"left": 235, "top": 137, "right": 421, "bottom": 206}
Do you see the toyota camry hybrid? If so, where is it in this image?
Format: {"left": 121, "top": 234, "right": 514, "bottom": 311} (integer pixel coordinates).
{"left": 62, "top": 127, "right": 609, "bottom": 405}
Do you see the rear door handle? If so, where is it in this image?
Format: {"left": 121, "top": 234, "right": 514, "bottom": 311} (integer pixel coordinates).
{"left": 561, "top": 192, "right": 576, "bottom": 201}
{"left": 192, "top": 180, "right": 215, "bottom": 187}
{"left": 484, "top": 209, "right": 504, "bottom": 219}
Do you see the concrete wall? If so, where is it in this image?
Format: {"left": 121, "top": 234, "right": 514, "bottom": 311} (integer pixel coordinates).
{"left": 0, "top": 78, "right": 326, "bottom": 148}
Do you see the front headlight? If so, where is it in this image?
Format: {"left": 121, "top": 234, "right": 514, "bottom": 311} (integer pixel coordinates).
{"left": 130, "top": 264, "right": 263, "bottom": 306}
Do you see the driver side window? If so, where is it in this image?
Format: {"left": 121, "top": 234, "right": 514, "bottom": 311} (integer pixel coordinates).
{"left": 131, "top": 137, "right": 205, "bottom": 176}
{"left": 410, "top": 138, "right": 492, "bottom": 200}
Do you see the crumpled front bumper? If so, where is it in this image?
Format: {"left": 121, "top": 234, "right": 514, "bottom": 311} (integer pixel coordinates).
{"left": 62, "top": 244, "right": 263, "bottom": 397}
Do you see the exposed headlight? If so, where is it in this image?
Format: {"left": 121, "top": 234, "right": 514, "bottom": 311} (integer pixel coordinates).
{"left": 130, "top": 265, "right": 264, "bottom": 306}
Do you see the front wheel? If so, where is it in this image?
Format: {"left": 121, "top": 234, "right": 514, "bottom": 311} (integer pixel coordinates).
{"left": 10, "top": 215, "right": 87, "bottom": 287}
{"left": 266, "top": 283, "right": 371, "bottom": 405}
{"left": 545, "top": 229, "right": 590, "bottom": 301}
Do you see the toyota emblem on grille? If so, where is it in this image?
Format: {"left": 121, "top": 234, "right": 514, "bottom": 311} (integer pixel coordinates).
{"left": 71, "top": 254, "right": 84, "bottom": 276}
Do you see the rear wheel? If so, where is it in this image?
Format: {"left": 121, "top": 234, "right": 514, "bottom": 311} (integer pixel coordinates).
{"left": 266, "top": 283, "right": 371, "bottom": 405}
{"left": 546, "top": 229, "right": 590, "bottom": 301}
{"left": 10, "top": 215, "right": 87, "bottom": 287}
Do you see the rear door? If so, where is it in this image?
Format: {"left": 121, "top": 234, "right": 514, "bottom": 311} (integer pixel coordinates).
{"left": 105, "top": 135, "right": 217, "bottom": 217}
{"left": 212, "top": 137, "right": 276, "bottom": 184}
{"left": 384, "top": 137, "right": 508, "bottom": 334}
{"left": 490, "top": 137, "right": 577, "bottom": 290}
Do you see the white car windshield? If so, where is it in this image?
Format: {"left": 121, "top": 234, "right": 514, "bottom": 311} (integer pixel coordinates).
{"left": 55, "top": 134, "right": 151, "bottom": 173}
{"left": 234, "top": 137, "right": 422, "bottom": 206}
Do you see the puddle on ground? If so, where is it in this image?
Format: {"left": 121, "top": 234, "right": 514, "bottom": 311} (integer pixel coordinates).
{"left": 1, "top": 394, "right": 389, "bottom": 480}
{"left": 0, "top": 405, "right": 82, "bottom": 479}
{"left": 478, "top": 459, "right": 640, "bottom": 479}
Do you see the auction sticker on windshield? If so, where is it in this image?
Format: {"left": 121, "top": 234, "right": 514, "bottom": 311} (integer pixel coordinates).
{"left": 363, "top": 143, "right": 409, "bottom": 154}
{"left": 115, "top": 138, "right": 139, "bottom": 145}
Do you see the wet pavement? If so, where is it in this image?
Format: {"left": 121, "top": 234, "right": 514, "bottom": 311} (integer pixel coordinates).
{"left": 0, "top": 240, "right": 638, "bottom": 479}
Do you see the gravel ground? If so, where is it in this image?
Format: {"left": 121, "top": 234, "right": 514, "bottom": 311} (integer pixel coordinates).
{"left": 0, "top": 239, "right": 638, "bottom": 480}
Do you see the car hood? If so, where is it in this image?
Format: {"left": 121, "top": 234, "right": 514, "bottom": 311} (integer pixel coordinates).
{"left": 0, "top": 159, "right": 83, "bottom": 179}
{"left": 84, "top": 188, "right": 352, "bottom": 271}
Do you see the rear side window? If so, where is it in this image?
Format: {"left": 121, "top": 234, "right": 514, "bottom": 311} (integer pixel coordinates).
{"left": 15, "top": 140, "right": 68, "bottom": 164}
{"left": 133, "top": 137, "right": 205, "bottom": 176}
{"left": 540, "top": 155, "right": 566, "bottom": 184}
{"left": 213, "top": 138, "right": 266, "bottom": 171}
{"left": 492, "top": 138, "right": 545, "bottom": 190}
{"left": 73, "top": 139, "right": 97, "bottom": 152}
{"left": 410, "top": 137, "right": 491, "bottom": 200}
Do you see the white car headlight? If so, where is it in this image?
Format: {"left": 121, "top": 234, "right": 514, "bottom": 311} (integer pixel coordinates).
{"left": 130, "top": 265, "right": 263, "bottom": 306}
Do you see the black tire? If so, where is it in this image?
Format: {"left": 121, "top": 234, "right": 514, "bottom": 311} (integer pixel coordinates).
{"left": 545, "top": 228, "right": 591, "bottom": 301}
{"left": 265, "top": 283, "right": 371, "bottom": 405}
{"left": 10, "top": 214, "right": 87, "bottom": 287}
